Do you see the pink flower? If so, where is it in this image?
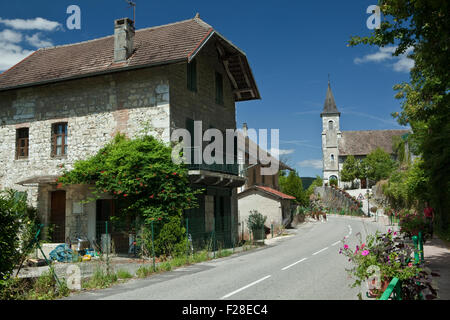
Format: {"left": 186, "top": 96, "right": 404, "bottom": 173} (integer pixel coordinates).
{"left": 344, "top": 244, "right": 349, "bottom": 249}
{"left": 408, "top": 262, "right": 413, "bottom": 267}
{"left": 361, "top": 250, "right": 370, "bottom": 256}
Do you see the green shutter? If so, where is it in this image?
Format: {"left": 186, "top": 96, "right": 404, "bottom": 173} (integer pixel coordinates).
{"left": 187, "top": 59, "right": 197, "bottom": 92}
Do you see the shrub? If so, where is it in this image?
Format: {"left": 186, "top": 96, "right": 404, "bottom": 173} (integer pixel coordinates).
{"left": 247, "top": 210, "right": 267, "bottom": 240}
{"left": 0, "top": 190, "right": 38, "bottom": 281}
{"left": 141, "top": 215, "right": 186, "bottom": 258}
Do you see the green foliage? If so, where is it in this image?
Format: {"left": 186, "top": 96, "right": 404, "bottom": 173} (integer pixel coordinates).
{"left": 340, "top": 230, "right": 434, "bottom": 299}
{"left": 0, "top": 272, "right": 69, "bottom": 300}
{"left": 278, "top": 170, "right": 307, "bottom": 205}
{"left": 349, "top": 0, "right": 450, "bottom": 237}
{"left": 136, "top": 265, "right": 154, "bottom": 278}
{"left": 82, "top": 268, "right": 118, "bottom": 289}
{"left": 0, "top": 190, "right": 39, "bottom": 281}
{"left": 382, "top": 159, "right": 429, "bottom": 210}
{"left": 305, "top": 175, "right": 323, "bottom": 199}
{"left": 59, "top": 133, "right": 202, "bottom": 259}
{"left": 247, "top": 210, "right": 266, "bottom": 232}
{"left": 59, "top": 133, "right": 202, "bottom": 224}
{"left": 329, "top": 177, "right": 338, "bottom": 187}
{"left": 116, "top": 269, "right": 133, "bottom": 279}
{"left": 340, "top": 155, "right": 360, "bottom": 182}
{"left": 139, "top": 215, "right": 186, "bottom": 258}
{"left": 361, "top": 148, "right": 397, "bottom": 182}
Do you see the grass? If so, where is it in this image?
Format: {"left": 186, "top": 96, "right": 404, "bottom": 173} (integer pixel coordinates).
{"left": 116, "top": 269, "right": 133, "bottom": 279}
{"left": 0, "top": 271, "right": 70, "bottom": 300}
{"left": 215, "top": 249, "right": 233, "bottom": 258}
{"left": 82, "top": 268, "right": 118, "bottom": 290}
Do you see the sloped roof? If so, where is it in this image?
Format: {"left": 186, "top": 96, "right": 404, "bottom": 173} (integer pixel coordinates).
{"left": 0, "top": 16, "right": 260, "bottom": 101}
{"left": 256, "top": 186, "right": 296, "bottom": 200}
{"left": 238, "top": 185, "right": 296, "bottom": 200}
{"left": 338, "top": 130, "right": 410, "bottom": 156}
{"left": 236, "top": 130, "right": 293, "bottom": 171}
{"left": 321, "top": 82, "right": 340, "bottom": 117}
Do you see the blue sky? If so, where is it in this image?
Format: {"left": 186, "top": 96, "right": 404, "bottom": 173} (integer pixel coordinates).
{"left": 0, "top": 0, "right": 412, "bottom": 177}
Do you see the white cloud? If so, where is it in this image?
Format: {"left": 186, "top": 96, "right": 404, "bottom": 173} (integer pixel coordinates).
{"left": 271, "top": 148, "right": 295, "bottom": 156}
{"left": 0, "top": 29, "right": 22, "bottom": 43}
{"left": 0, "top": 17, "right": 61, "bottom": 31}
{"left": 0, "top": 41, "right": 33, "bottom": 71}
{"left": 25, "top": 33, "right": 53, "bottom": 48}
{"left": 354, "top": 46, "right": 396, "bottom": 64}
{"left": 298, "top": 159, "right": 323, "bottom": 169}
{"left": 354, "top": 46, "right": 414, "bottom": 73}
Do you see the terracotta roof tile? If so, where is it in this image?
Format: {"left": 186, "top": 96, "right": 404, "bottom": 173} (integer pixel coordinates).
{"left": 256, "top": 186, "right": 296, "bottom": 200}
{"left": 0, "top": 18, "right": 211, "bottom": 90}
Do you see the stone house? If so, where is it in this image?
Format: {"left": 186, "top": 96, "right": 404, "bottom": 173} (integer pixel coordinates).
{"left": 236, "top": 123, "right": 295, "bottom": 239}
{"left": 320, "top": 82, "right": 410, "bottom": 188}
{"left": 0, "top": 15, "right": 260, "bottom": 251}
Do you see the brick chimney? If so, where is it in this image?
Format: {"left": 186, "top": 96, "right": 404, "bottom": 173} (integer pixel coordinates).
{"left": 114, "top": 18, "right": 135, "bottom": 63}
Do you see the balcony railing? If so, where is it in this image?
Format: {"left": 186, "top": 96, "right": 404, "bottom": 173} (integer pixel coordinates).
{"left": 184, "top": 147, "right": 240, "bottom": 176}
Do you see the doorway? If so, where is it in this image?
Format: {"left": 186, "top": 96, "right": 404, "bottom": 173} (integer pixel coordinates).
{"left": 50, "top": 190, "right": 66, "bottom": 243}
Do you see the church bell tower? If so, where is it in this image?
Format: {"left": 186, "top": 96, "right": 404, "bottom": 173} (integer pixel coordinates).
{"left": 321, "top": 81, "right": 341, "bottom": 186}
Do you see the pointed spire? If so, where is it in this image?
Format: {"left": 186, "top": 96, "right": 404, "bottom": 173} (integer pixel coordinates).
{"left": 321, "top": 80, "right": 340, "bottom": 117}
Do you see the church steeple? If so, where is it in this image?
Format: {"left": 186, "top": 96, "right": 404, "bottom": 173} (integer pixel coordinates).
{"left": 320, "top": 81, "right": 340, "bottom": 117}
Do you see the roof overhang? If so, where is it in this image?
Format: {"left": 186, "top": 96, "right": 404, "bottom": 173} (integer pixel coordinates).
{"left": 188, "top": 170, "right": 246, "bottom": 188}
{"left": 188, "top": 31, "right": 261, "bottom": 102}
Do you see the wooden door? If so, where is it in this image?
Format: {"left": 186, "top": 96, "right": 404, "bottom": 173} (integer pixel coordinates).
{"left": 50, "top": 191, "right": 66, "bottom": 243}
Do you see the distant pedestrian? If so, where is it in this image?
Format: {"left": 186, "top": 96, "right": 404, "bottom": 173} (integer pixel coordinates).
{"left": 424, "top": 201, "right": 435, "bottom": 238}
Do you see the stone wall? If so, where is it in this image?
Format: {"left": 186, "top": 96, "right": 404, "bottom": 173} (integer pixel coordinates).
{"left": 315, "top": 186, "right": 361, "bottom": 213}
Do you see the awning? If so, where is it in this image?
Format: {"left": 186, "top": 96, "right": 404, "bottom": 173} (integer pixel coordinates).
{"left": 16, "top": 175, "right": 60, "bottom": 185}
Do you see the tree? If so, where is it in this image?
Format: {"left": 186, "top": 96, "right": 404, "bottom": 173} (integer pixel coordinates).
{"left": 361, "top": 148, "right": 397, "bottom": 183}
{"left": 305, "top": 175, "right": 323, "bottom": 199}
{"left": 279, "top": 170, "right": 307, "bottom": 206}
{"left": 0, "top": 190, "right": 38, "bottom": 281}
{"left": 340, "top": 155, "right": 360, "bottom": 182}
{"left": 349, "top": 0, "right": 450, "bottom": 235}
{"left": 59, "top": 134, "right": 202, "bottom": 256}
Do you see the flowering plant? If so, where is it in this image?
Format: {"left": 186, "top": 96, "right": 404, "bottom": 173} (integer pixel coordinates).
{"left": 399, "top": 211, "right": 429, "bottom": 239}
{"left": 340, "top": 230, "right": 437, "bottom": 299}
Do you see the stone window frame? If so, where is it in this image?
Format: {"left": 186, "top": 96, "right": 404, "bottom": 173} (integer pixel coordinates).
{"left": 51, "top": 122, "right": 68, "bottom": 157}
{"left": 16, "top": 127, "right": 29, "bottom": 159}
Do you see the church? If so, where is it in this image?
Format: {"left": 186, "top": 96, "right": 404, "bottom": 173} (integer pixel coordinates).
{"left": 320, "top": 82, "right": 410, "bottom": 187}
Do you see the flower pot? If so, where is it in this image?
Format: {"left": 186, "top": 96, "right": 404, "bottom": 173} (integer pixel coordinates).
{"left": 367, "top": 278, "right": 391, "bottom": 298}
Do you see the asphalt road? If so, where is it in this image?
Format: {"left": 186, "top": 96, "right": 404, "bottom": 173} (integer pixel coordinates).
{"left": 66, "top": 215, "right": 389, "bottom": 300}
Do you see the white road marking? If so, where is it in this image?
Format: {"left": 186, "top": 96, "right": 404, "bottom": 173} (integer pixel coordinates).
{"left": 220, "top": 275, "right": 272, "bottom": 299}
{"left": 312, "top": 247, "right": 329, "bottom": 255}
{"left": 331, "top": 241, "right": 341, "bottom": 246}
{"left": 281, "top": 258, "right": 308, "bottom": 271}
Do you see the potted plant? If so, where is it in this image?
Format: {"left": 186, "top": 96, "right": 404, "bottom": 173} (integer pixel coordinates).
{"left": 340, "top": 230, "right": 428, "bottom": 299}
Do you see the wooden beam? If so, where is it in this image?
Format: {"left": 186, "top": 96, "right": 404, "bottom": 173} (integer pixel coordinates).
{"left": 238, "top": 56, "right": 255, "bottom": 98}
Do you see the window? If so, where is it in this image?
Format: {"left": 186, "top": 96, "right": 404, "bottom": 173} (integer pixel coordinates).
{"left": 328, "top": 120, "right": 334, "bottom": 130}
{"left": 52, "top": 123, "right": 68, "bottom": 157}
{"left": 331, "top": 154, "right": 335, "bottom": 161}
{"left": 215, "top": 72, "right": 224, "bottom": 105}
{"left": 16, "top": 128, "right": 29, "bottom": 159}
{"left": 187, "top": 59, "right": 197, "bottom": 92}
